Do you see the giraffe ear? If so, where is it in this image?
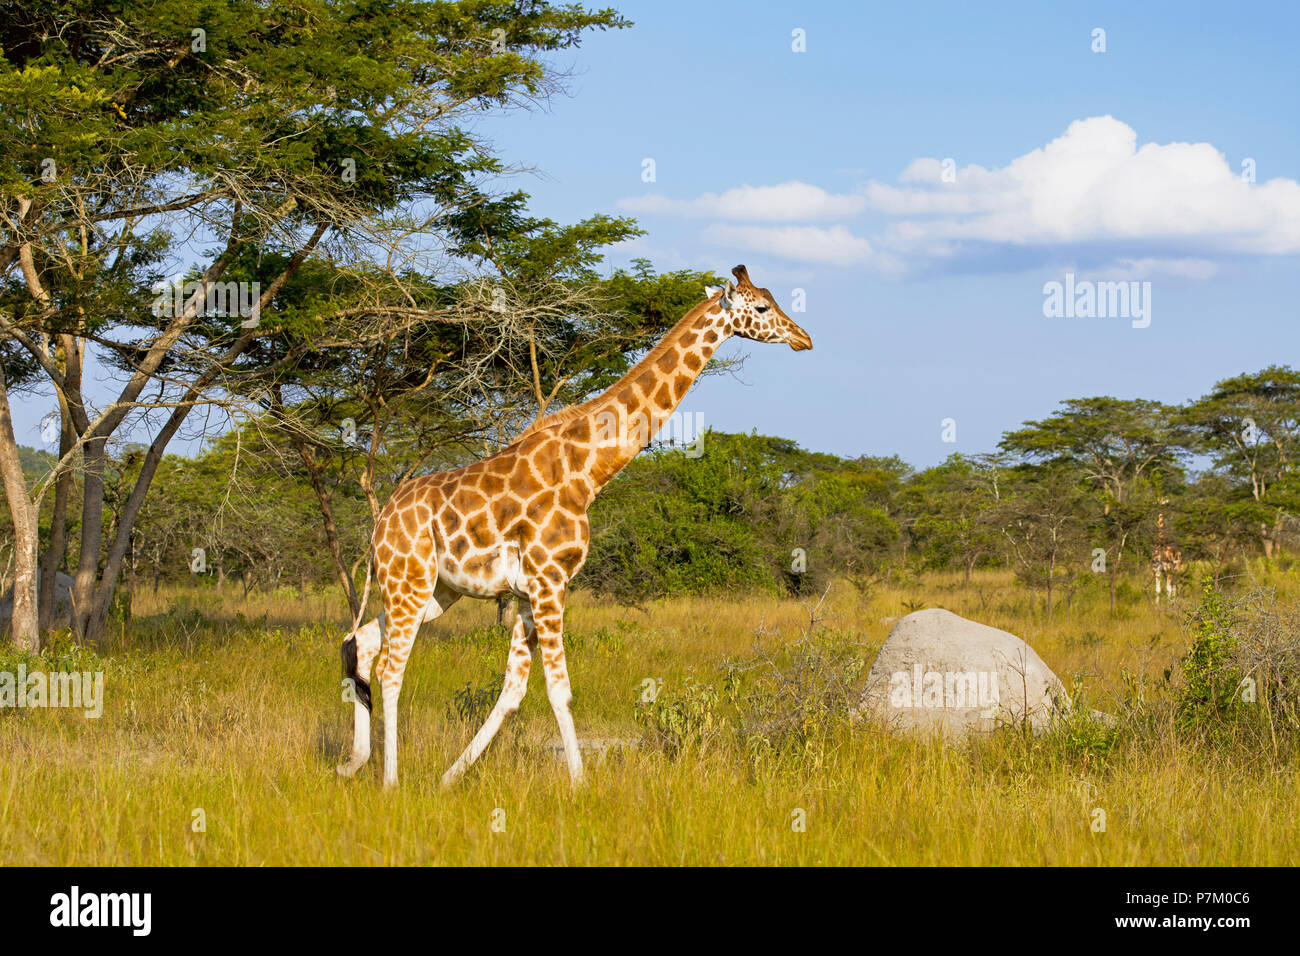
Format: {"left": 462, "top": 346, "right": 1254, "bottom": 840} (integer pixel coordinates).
{"left": 719, "top": 279, "right": 736, "bottom": 310}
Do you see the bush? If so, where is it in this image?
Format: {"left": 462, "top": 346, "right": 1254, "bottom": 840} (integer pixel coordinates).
{"left": 726, "top": 628, "right": 865, "bottom": 768}
{"left": 448, "top": 679, "right": 497, "bottom": 726}
{"left": 0, "top": 630, "right": 102, "bottom": 675}
{"left": 1176, "top": 580, "right": 1244, "bottom": 736}
{"left": 1176, "top": 581, "right": 1300, "bottom": 757}
{"left": 634, "top": 675, "right": 724, "bottom": 756}
{"left": 634, "top": 616, "right": 868, "bottom": 770}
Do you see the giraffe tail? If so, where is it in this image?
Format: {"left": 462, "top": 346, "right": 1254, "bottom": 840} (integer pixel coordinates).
{"left": 341, "top": 634, "right": 371, "bottom": 711}
{"left": 341, "top": 545, "right": 377, "bottom": 712}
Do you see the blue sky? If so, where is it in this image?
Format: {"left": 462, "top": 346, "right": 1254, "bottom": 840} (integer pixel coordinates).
{"left": 13, "top": 1, "right": 1299, "bottom": 470}
{"left": 471, "top": 0, "right": 1300, "bottom": 467}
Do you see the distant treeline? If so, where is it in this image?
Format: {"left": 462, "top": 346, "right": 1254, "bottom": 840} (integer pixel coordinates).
{"left": 4, "top": 365, "right": 1296, "bottom": 618}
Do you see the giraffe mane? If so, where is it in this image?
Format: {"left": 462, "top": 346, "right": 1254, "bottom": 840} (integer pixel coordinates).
{"left": 509, "top": 295, "right": 718, "bottom": 443}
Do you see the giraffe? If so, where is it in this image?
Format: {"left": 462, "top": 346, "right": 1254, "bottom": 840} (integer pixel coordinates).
{"left": 336, "top": 265, "right": 812, "bottom": 788}
{"left": 1151, "top": 498, "right": 1183, "bottom": 604}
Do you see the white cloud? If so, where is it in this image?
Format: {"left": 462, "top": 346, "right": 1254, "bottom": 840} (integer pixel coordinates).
{"left": 868, "top": 116, "right": 1300, "bottom": 256}
{"left": 619, "top": 181, "right": 865, "bottom": 221}
{"left": 614, "top": 118, "right": 1300, "bottom": 274}
{"left": 700, "top": 223, "right": 877, "bottom": 268}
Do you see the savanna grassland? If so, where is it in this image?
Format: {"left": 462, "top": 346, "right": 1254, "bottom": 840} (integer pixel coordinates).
{"left": 2, "top": 566, "right": 1298, "bottom": 866}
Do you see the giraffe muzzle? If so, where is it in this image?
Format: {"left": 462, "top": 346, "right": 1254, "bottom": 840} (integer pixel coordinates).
{"left": 788, "top": 326, "right": 813, "bottom": 351}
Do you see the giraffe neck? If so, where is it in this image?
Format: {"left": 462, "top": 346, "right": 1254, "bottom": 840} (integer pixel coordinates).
{"left": 556, "top": 298, "right": 729, "bottom": 499}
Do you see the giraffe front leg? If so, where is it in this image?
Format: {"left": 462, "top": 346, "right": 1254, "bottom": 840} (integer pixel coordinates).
{"left": 378, "top": 614, "right": 419, "bottom": 790}
{"left": 337, "top": 616, "right": 383, "bottom": 777}
{"left": 532, "top": 586, "right": 583, "bottom": 787}
{"left": 441, "top": 601, "right": 536, "bottom": 788}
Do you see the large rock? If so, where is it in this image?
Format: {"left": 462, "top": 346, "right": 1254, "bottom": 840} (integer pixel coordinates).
{"left": 855, "top": 608, "right": 1071, "bottom": 737}
{"left": 0, "top": 570, "right": 76, "bottom": 634}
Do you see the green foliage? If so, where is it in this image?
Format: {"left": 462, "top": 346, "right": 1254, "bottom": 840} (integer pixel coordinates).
{"left": 634, "top": 675, "right": 723, "bottom": 756}
{"left": 449, "top": 679, "right": 498, "bottom": 726}
{"left": 729, "top": 629, "right": 866, "bottom": 770}
{"left": 1046, "top": 679, "right": 1120, "bottom": 763}
{"left": 1177, "top": 579, "right": 1243, "bottom": 734}
{"left": 0, "top": 628, "right": 103, "bottom": 680}
{"left": 563, "top": 620, "right": 632, "bottom": 655}
{"left": 585, "top": 431, "right": 785, "bottom": 602}
{"left": 634, "top": 626, "right": 867, "bottom": 771}
{"left": 1049, "top": 710, "right": 1119, "bottom": 763}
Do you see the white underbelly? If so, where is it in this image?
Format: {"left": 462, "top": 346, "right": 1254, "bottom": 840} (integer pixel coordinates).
{"left": 437, "top": 543, "right": 527, "bottom": 599}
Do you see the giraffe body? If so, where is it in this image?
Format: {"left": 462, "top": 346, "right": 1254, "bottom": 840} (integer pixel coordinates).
{"left": 336, "top": 266, "right": 812, "bottom": 787}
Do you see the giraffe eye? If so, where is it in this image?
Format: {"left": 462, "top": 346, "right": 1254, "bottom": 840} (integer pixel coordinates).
{"left": 755, "top": 305, "right": 769, "bottom": 313}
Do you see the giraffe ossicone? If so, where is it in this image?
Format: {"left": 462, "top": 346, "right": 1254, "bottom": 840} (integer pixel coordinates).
{"left": 336, "top": 264, "right": 813, "bottom": 788}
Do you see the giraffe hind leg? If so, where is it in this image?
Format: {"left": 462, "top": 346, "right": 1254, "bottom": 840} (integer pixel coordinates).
{"left": 531, "top": 586, "right": 583, "bottom": 787}
{"left": 441, "top": 599, "right": 535, "bottom": 788}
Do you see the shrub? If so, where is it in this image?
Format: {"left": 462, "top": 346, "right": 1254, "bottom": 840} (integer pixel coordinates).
{"left": 634, "top": 616, "right": 868, "bottom": 770}
{"left": 448, "top": 679, "right": 498, "bottom": 726}
{"left": 726, "top": 628, "right": 866, "bottom": 767}
{"left": 1175, "top": 581, "right": 1300, "bottom": 757}
{"left": 1176, "top": 580, "right": 1243, "bottom": 736}
{"left": 634, "top": 675, "right": 724, "bottom": 756}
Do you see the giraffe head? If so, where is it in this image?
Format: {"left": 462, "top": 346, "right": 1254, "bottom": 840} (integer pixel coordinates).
{"left": 714, "top": 265, "right": 812, "bottom": 351}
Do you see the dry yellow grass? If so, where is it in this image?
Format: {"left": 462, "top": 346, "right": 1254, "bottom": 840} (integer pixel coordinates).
{"left": 1, "top": 568, "right": 1297, "bottom": 865}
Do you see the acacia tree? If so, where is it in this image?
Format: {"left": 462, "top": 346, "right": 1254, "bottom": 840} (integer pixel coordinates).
{"left": 0, "top": 0, "right": 628, "bottom": 647}
{"left": 1180, "top": 366, "right": 1300, "bottom": 557}
{"left": 1001, "top": 397, "right": 1187, "bottom": 609}
{"left": 1178, "top": 471, "right": 1257, "bottom": 588}
{"left": 999, "top": 464, "right": 1089, "bottom": 621}
{"left": 906, "top": 455, "right": 1001, "bottom": 587}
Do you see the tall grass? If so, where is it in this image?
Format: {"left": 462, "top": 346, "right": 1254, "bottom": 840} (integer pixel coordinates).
{"left": 1, "top": 566, "right": 1298, "bottom": 865}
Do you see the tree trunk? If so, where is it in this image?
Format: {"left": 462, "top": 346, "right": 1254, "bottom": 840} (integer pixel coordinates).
{"left": 56, "top": 226, "right": 323, "bottom": 646}
{"left": 72, "top": 435, "right": 107, "bottom": 640}
{"left": 1046, "top": 550, "right": 1055, "bottom": 622}
{"left": 0, "top": 373, "right": 41, "bottom": 652}
{"left": 38, "top": 402, "right": 72, "bottom": 630}
{"left": 294, "top": 437, "right": 359, "bottom": 618}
